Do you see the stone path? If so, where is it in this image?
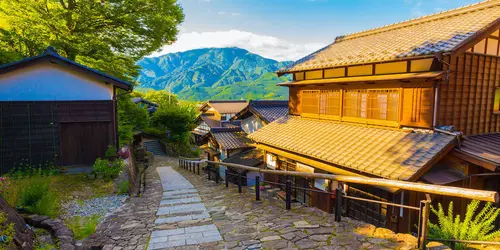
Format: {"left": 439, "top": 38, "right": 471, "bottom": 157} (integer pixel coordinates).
{"left": 83, "top": 156, "right": 166, "bottom": 250}
{"left": 148, "top": 167, "right": 222, "bottom": 250}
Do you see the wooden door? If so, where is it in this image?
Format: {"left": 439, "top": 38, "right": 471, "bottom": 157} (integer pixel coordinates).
{"left": 60, "top": 122, "right": 112, "bottom": 166}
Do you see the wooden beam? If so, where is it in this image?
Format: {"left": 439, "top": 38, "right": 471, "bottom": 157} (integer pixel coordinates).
{"left": 450, "top": 150, "right": 498, "bottom": 172}
{"left": 205, "top": 160, "right": 499, "bottom": 203}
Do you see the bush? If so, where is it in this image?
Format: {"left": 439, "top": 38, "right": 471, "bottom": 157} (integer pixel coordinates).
{"left": 429, "top": 200, "right": 500, "bottom": 250}
{"left": 66, "top": 214, "right": 101, "bottom": 240}
{"left": 118, "top": 181, "right": 129, "bottom": 194}
{"left": 105, "top": 145, "right": 117, "bottom": 159}
{"left": 8, "top": 160, "right": 60, "bottom": 179}
{"left": 0, "top": 212, "right": 15, "bottom": 249}
{"left": 20, "top": 177, "right": 50, "bottom": 208}
{"left": 92, "top": 158, "right": 109, "bottom": 173}
{"left": 19, "top": 177, "right": 58, "bottom": 217}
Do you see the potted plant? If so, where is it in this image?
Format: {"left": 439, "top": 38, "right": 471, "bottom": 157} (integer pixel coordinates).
{"left": 92, "top": 158, "right": 108, "bottom": 179}
{"left": 105, "top": 145, "right": 117, "bottom": 161}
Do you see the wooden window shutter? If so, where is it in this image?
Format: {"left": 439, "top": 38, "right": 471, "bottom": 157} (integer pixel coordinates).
{"left": 400, "top": 87, "right": 434, "bottom": 128}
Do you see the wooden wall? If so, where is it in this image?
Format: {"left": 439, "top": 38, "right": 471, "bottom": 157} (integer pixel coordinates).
{"left": 438, "top": 53, "right": 500, "bottom": 135}
{"left": 0, "top": 101, "right": 115, "bottom": 173}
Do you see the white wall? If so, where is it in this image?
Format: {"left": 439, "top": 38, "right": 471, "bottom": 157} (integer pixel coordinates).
{"left": 0, "top": 61, "right": 113, "bottom": 101}
{"left": 241, "top": 115, "right": 265, "bottom": 134}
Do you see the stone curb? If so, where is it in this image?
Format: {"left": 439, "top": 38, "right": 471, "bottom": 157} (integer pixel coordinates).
{"left": 24, "top": 214, "right": 77, "bottom": 250}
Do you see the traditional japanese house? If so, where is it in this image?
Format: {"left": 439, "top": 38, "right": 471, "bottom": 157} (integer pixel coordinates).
{"left": 132, "top": 97, "right": 158, "bottom": 114}
{"left": 249, "top": 0, "right": 500, "bottom": 233}
{"left": 192, "top": 100, "right": 248, "bottom": 144}
{"left": 0, "top": 47, "right": 131, "bottom": 172}
{"left": 231, "top": 100, "right": 289, "bottom": 134}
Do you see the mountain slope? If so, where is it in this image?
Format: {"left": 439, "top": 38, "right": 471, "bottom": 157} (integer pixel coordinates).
{"left": 136, "top": 47, "right": 291, "bottom": 100}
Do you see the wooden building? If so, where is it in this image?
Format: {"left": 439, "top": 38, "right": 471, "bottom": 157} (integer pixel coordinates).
{"left": 231, "top": 100, "right": 289, "bottom": 134}
{"left": 249, "top": 1, "right": 500, "bottom": 233}
{"left": 0, "top": 47, "right": 131, "bottom": 173}
{"left": 192, "top": 100, "right": 248, "bottom": 144}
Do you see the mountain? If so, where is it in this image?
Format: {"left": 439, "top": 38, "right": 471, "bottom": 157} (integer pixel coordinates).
{"left": 136, "top": 47, "right": 292, "bottom": 101}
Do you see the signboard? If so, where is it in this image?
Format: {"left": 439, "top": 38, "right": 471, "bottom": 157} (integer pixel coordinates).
{"left": 296, "top": 162, "right": 314, "bottom": 173}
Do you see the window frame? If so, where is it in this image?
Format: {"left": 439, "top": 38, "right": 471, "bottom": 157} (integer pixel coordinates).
{"left": 494, "top": 87, "right": 500, "bottom": 114}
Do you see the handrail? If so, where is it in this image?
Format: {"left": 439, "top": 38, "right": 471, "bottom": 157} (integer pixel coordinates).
{"left": 200, "top": 160, "right": 499, "bottom": 203}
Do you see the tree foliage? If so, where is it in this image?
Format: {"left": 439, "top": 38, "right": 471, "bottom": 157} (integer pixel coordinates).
{"left": 0, "top": 0, "right": 184, "bottom": 81}
{"left": 428, "top": 200, "right": 500, "bottom": 250}
{"left": 117, "top": 91, "right": 149, "bottom": 146}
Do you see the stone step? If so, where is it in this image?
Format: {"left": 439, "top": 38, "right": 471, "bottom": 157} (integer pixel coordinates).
{"left": 162, "top": 193, "right": 200, "bottom": 200}
{"left": 160, "top": 196, "right": 202, "bottom": 206}
{"left": 154, "top": 211, "right": 211, "bottom": 225}
{"left": 148, "top": 224, "right": 222, "bottom": 249}
{"left": 163, "top": 188, "right": 198, "bottom": 196}
{"left": 156, "top": 203, "right": 207, "bottom": 216}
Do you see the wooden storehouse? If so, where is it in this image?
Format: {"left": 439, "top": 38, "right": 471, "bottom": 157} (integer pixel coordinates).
{"left": 0, "top": 47, "right": 131, "bottom": 173}
{"left": 249, "top": 1, "right": 500, "bottom": 233}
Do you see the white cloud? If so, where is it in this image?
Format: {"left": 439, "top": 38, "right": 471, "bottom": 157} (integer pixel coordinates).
{"left": 148, "top": 30, "right": 327, "bottom": 61}
{"left": 217, "top": 11, "right": 241, "bottom": 16}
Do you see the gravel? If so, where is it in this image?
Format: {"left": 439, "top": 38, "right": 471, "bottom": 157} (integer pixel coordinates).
{"left": 62, "top": 195, "right": 128, "bottom": 220}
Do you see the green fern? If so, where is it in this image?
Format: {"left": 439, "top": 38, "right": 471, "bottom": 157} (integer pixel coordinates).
{"left": 428, "top": 200, "right": 500, "bottom": 250}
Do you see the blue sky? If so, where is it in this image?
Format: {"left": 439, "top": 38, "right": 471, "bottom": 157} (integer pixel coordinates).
{"left": 151, "top": 0, "right": 482, "bottom": 61}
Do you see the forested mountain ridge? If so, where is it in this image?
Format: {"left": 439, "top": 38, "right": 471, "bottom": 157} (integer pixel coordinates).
{"left": 136, "top": 47, "right": 292, "bottom": 101}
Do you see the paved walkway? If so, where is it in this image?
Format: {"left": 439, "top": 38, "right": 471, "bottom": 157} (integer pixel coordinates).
{"left": 148, "top": 167, "right": 222, "bottom": 250}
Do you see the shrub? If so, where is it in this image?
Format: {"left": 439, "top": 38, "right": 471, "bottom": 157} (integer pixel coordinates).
{"left": 92, "top": 158, "right": 109, "bottom": 173}
{"left": 19, "top": 177, "right": 50, "bottom": 208}
{"left": 118, "top": 181, "right": 129, "bottom": 194}
{"left": 8, "top": 160, "right": 60, "bottom": 179}
{"left": 105, "top": 145, "right": 117, "bottom": 159}
{"left": 66, "top": 214, "right": 101, "bottom": 240}
{"left": 0, "top": 212, "right": 15, "bottom": 249}
{"left": 428, "top": 200, "right": 500, "bottom": 250}
{"left": 19, "top": 177, "right": 58, "bottom": 217}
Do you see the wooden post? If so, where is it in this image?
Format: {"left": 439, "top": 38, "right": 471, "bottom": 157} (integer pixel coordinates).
{"left": 303, "top": 178, "right": 307, "bottom": 204}
{"left": 197, "top": 163, "right": 200, "bottom": 175}
{"left": 420, "top": 200, "right": 431, "bottom": 250}
{"left": 238, "top": 173, "right": 242, "bottom": 193}
{"left": 207, "top": 165, "right": 211, "bottom": 180}
{"left": 256, "top": 176, "right": 260, "bottom": 201}
{"left": 216, "top": 168, "right": 219, "bottom": 184}
{"left": 286, "top": 177, "right": 291, "bottom": 210}
{"left": 225, "top": 169, "right": 229, "bottom": 188}
{"left": 335, "top": 188, "right": 342, "bottom": 222}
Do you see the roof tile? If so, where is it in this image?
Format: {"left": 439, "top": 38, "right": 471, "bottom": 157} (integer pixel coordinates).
{"left": 279, "top": 0, "right": 500, "bottom": 73}
{"left": 248, "top": 116, "right": 456, "bottom": 180}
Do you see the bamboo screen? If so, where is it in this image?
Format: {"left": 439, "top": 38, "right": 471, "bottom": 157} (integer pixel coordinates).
{"left": 302, "top": 90, "right": 320, "bottom": 116}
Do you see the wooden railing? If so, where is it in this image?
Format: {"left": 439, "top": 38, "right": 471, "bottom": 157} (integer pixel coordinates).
{"left": 178, "top": 158, "right": 500, "bottom": 250}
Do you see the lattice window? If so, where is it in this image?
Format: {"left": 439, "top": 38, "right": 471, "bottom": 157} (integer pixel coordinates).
{"left": 302, "top": 90, "right": 320, "bottom": 116}
{"left": 319, "top": 90, "right": 341, "bottom": 117}
{"left": 343, "top": 90, "right": 368, "bottom": 118}
{"left": 366, "top": 90, "right": 399, "bottom": 121}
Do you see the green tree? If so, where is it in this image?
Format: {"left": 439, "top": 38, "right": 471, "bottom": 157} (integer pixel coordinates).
{"left": 143, "top": 90, "right": 179, "bottom": 107}
{"left": 0, "top": 0, "right": 184, "bottom": 81}
{"left": 117, "top": 92, "right": 149, "bottom": 146}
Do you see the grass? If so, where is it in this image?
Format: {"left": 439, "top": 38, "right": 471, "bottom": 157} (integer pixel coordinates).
{"left": 66, "top": 214, "right": 101, "bottom": 240}
{"left": 2, "top": 173, "right": 116, "bottom": 217}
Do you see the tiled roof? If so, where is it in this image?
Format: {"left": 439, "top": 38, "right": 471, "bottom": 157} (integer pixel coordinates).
{"left": 200, "top": 114, "right": 221, "bottom": 128}
{"left": 221, "top": 120, "right": 241, "bottom": 128}
{"left": 211, "top": 128, "right": 253, "bottom": 150}
{"left": 202, "top": 100, "right": 248, "bottom": 114}
{"left": 455, "top": 133, "right": 500, "bottom": 166}
{"left": 248, "top": 116, "right": 456, "bottom": 180}
{"left": 223, "top": 149, "right": 264, "bottom": 167}
{"left": 279, "top": 0, "right": 500, "bottom": 73}
{"left": 249, "top": 100, "right": 289, "bottom": 123}
{"left": 0, "top": 46, "right": 132, "bottom": 90}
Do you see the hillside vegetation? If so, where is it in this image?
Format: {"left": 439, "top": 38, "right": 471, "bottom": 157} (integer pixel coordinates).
{"left": 137, "top": 47, "right": 291, "bottom": 101}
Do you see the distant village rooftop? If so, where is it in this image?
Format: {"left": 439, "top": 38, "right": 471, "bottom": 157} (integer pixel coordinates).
{"left": 278, "top": 0, "right": 500, "bottom": 74}
{"left": 199, "top": 100, "right": 248, "bottom": 114}
{"left": 232, "top": 100, "right": 289, "bottom": 123}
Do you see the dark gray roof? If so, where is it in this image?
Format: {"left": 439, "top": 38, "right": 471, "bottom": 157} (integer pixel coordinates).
{"left": 232, "top": 100, "right": 289, "bottom": 123}
{"left": 211, "top": 127, "right": 253, "bottom": 150}
{"left": 132, "top": 97, "right": 159, "bottom": 107}
{"left": 0, "top": 46, "right": 132, "bottom": 90}
{"left": 223, "top": 149, "right": 264, "bottom": 167}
